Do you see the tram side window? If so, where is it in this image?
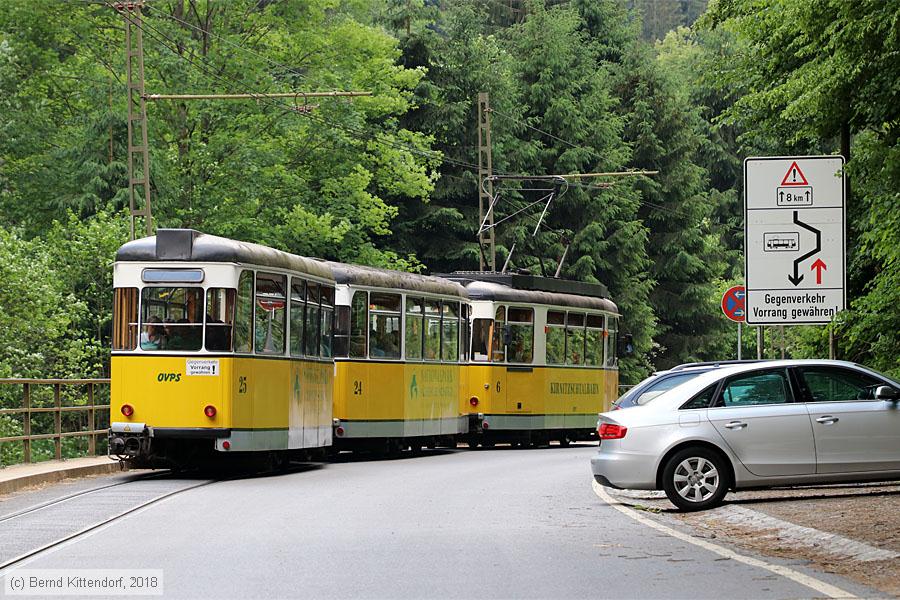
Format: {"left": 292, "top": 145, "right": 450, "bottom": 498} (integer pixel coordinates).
{"left": 606, "top": 317, "right": 618, "bottom": 367}
{"left": 442, "top": 301, "right": 459, "bottom": 362}
{"left": 113, "top": 288, "right": 138, "bottom": 350}
{"left": 567, "top": 312, "right": 585, "bottom": 365}
{"left": 424, "top": 300, "right": 441, "bottom": 361}
{"left": 471, "top": 318, "right": 492, "bottom": 362}
{"left": 585, "top": 314, "right": 604, "bottom": 366}
{"left": 370, "top": 293, "right": 401, "bottom": 359}
{"left": 491, "top": 306, "right": 506, "bottom": 362}
{"left": 349, "top": 291, "right": 368, "bottom": 358}
{"left": 289, "top": 278, "right": 306, "bottom": 357}
{"left": 333, "top": 306, "right": 350, "bottom": 357}
{"left": 140, "top": 287, "right": 203, "bottom": 351}
{"left": 305, "top": 283, "right": 321, "bottom": 357}
{"left": 460, "top": 304, "right": 469, "bottom": 362}
{"left": 320, "top": 286, "right": 334, "bottom": 358}
{"left": 234, "top": 271, "right": 254, "bottom": 353}
{"left": 405, "top": 297, "right": 424, "bottom": 360}
{"left": 506, "top": 307, "right": 534, "bottom": 363}
{"left": 546, "top": 310, "right": 566, "bottom": 365}
{"left": 254, "top": 272, "right": 286, "bottom": 355}
{"left": 205, "top": 288, "right": 235, "bottom": 351}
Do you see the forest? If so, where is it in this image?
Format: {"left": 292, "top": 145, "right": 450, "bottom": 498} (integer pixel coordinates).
{"left": 0, "top": 0, "right": 897, "bottom": 390}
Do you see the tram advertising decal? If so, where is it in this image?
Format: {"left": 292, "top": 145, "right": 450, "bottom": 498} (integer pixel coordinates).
{"left": 548, "top": 382, "right": 599, "bottom": 395}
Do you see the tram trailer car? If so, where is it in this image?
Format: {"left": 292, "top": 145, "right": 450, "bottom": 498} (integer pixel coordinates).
{"left": 442, "top": 272, "right": 620, "bottom": 447}
{"left": 109, "top": 229, "right": 335, "bottom": 467}
{"left": 326, "top": 262, "right": 470, "bottom": 453}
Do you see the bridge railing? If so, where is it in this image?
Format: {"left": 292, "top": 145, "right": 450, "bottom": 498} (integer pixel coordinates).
{"left": 0, "top": 379, "right": 110, "bottom": 467}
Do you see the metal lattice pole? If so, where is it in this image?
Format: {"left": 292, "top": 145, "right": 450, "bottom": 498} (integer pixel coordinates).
{"left": 477, "top": 92, "right": 495, "bottom": 272}
{"left": 118, "top": 2, "right": 153, "bottom": 240}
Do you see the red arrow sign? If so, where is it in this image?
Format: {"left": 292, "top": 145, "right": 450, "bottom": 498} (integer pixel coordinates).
{"left": 811, "top": 258, "right": 827, "bottom": 284}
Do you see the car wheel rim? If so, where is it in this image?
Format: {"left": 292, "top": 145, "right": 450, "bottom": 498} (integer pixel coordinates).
{"left": 673, "top": 457, "right": 719, "bottom": 503}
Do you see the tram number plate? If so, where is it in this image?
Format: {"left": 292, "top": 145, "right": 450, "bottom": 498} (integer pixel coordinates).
{"left": 186, "top": 359, "right": 220, "bottom": 376}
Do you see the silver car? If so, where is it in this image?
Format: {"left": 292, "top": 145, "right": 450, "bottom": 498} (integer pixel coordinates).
{"left": 591, "top": 359, "right": 900, "bottom": 511}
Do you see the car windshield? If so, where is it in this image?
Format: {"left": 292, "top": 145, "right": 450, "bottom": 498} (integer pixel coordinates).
{"left": 853, "top": 364, "right": 900, "bottom": 387}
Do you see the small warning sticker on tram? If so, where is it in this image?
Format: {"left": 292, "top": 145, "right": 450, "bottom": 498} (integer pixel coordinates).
{"left": 186, "top": 359, "right": 220, "bottom": 376}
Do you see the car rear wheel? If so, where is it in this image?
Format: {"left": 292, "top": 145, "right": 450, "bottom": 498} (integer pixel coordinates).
{"left": 662, "top": 448, "right": 728, "bottom": 511}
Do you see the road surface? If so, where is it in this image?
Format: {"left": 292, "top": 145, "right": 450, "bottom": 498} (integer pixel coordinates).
{"left": 0, "top": 445, "right": 881, "bottom": 598}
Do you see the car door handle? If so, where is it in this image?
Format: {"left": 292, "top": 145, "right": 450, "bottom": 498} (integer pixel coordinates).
{"left": 816, "top": 416, "right": 839, "bottom": 425}
{"left": 724, "top": 421, "right": 747, "bottom": 430}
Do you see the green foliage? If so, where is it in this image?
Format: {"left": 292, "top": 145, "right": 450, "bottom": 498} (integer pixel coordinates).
{"left": 612, "top": 42, "right": 728, "bottom": 368}
{"left": 705, "top": 0, "right": 900, "bottom": 377}
{"left": 0, "top": 0, "right": 895, "bottom": 395}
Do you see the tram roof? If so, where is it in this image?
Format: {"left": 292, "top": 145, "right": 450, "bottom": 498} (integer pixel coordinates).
{"left": 322, "top": 262, "right": 468, "bottom": 298}
{"left": 459, "top": 280, "right": 619, "bottom": 313}
{"left": 116, "top": 229, "right": 334, "bottom": 281}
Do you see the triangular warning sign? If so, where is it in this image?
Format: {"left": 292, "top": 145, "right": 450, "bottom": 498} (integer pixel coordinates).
{"left": 780, "top": 161, "right": 809, "bottom": 186}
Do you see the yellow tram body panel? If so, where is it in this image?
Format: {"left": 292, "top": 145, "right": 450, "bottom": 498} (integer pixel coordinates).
{"left": 462, "top": 364, "right": 617, "bottom": 430}
{"left": 333, "top": 360, "right": 466, "bottom": 437}
{"left": 111, "top": 355, "right": 333, "bottom": 449}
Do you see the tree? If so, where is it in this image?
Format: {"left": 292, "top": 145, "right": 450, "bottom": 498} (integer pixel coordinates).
{"left": 706, "top": 0, "right": 900, "bottom": 376}
{"left": 502, "top": 1, "right": 656, "bottom": 381}
{"left": 612, "top": 43, "right": 728, "bottom": 368}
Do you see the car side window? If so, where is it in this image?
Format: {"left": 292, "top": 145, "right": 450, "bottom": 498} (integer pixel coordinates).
{"left": 798, "top": 367, "right": 882, "bottom": 402}
{"left": 635, "top": 373, "right": 699, "bottom": 406}
{"left": 680, "top": 383, "right": 718, "bottom": 410}
{"left": 716, "top": 370, "right": 791, "bottom": 407}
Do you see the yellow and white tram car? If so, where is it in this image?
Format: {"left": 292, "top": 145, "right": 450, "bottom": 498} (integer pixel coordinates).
{"left": 326, "top": 263, "right": 470, "bottom": 452}
{"left": 445, "top": 273, "right": 620, "bottom": 447}
{"left": 109, "top": 229, "right": 335, "bottom": 466}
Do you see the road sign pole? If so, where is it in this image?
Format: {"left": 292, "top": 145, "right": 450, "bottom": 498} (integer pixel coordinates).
{"left": 756, "top": 327, "right": 763, "bottom": 360}
{"left": 737, "top": 322, "right": 742, "bottom": 361}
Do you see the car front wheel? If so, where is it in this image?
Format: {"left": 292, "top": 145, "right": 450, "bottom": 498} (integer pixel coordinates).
{"left": 662, "top": 448, "right": 728, "bottom": 511}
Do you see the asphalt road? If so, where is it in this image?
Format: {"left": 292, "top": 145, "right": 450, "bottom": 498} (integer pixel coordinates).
{"left": 0, "top": 445, "right": 881, "bottom": 599}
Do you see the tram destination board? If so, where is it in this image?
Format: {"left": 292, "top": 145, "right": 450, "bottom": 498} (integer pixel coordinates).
{"left": 744, "top": 156, "right": 846, "bottom": 325}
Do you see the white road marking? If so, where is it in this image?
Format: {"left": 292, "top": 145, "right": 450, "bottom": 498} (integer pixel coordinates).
{"left": 705, "top": 504, "right": 899, "bottom": 562}
{"left": 592, "top": 481, "right": 857, "bottom": 599}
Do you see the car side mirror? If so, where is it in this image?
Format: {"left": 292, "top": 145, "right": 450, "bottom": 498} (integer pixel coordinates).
{"left": 875, "top": 385, "right": 899, "bottom": 401}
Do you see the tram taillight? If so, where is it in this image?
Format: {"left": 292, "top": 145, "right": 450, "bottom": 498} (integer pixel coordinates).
{"left": 204, "top": 405, "right": 217, "bottom": 418}
{"left": 121, "top": 404, "right": 134, "bottom": 417}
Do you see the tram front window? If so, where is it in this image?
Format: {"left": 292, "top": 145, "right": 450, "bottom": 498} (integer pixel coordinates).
{"left": 369, "top": 293, "right": 401, "bottom": 359}
{"left": 206, "top": 288, "right": 235, "bottom": 351}
{"left": 506, "top": 307, "right": 534, "bottom": 363}
{"left": 140, "top": 287, "right": 203, "bottom": 351}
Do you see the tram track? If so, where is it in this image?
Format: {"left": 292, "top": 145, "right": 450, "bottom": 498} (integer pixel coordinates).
{"left": 0, "top": 471, "right": 219, "bottom": 573}
{"left": 0, "top": 469, "right": 172, "bottom": 525}
{"left": 0, "top": 463, "right": 310, "bottom": 574}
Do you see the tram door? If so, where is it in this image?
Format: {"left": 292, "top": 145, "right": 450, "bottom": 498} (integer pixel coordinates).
{"left": 488, "top": 307, "right": 508, "bottom": 413}
{"left": 503, "top": 306, "right": 534, "bottom": 414}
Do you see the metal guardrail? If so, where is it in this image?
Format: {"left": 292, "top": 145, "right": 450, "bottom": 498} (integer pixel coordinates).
{"left": 0, "top": 379, "right": 110, "bottom": 465}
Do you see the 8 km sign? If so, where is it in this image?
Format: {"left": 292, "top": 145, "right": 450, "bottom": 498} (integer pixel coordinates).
{"left": 744, "top": 156, "right": 846, "bottom": 325}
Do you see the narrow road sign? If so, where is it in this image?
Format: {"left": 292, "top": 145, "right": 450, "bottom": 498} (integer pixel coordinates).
{"left": 744, "top": 156, "right": 846, "bottom": 325}
{"left": 721, "top": 285, "right": 746, "bottom": 322}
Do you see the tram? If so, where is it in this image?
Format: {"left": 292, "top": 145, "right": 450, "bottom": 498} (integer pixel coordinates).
{"left": 108, "top": 230, "right": 621, "bottom": 465}
{"left": 326, "top": 262, "right": 469, "bottom": 452}
{"left": 444, "top": 272, "right": 620, "bottom": 447}
{"left": 109, "top": 229, "right": 335, "bottom": 467}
